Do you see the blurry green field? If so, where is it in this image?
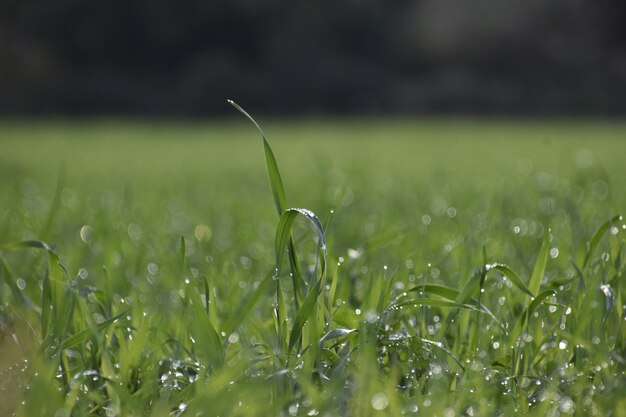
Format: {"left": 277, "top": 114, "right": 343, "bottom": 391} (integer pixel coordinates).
{"left": 0, "top": 118, "right": 625, "bottom": 416}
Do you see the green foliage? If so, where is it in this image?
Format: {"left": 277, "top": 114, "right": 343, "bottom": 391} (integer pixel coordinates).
{"left": 0, "top": 117, "right": 625, "bottom": 416}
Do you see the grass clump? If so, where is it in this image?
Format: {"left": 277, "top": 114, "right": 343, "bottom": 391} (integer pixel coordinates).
{"left": 0, "top": 112, "right": 625, "bottom": 416}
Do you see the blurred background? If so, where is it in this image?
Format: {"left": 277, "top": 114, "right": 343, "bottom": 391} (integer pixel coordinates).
{"left": 1, "top": 0, "right": 625, "bottom": 117}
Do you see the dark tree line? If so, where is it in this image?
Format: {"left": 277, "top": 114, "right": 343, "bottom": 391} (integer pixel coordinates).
{"left": 1, "top": 0, "right": 625, "bottom": 116}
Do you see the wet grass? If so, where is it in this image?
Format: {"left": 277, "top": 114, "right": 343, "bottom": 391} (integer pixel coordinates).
{"left": 0, "top": 115, "right": 625, "bottom": 416}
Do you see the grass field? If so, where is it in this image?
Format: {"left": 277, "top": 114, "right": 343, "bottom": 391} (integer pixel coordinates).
{"left": 1, "top": 116, "right": 625, "bottom": 416}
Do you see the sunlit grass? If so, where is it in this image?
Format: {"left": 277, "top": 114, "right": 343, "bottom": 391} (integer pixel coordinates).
{"left": 0, "top": 115, "right": 625, "bottom": 416}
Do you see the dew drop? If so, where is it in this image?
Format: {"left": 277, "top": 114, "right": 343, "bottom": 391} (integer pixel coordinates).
{"left": 16, "top": 278, "right": 26, "bottom": 290}
{"left": 371, "top": 393, "right": 389, "bottom": 410}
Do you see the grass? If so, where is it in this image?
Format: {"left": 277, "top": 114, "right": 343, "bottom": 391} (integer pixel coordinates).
{"left": 0, "top": 113, "right": 625, "bottom": 416}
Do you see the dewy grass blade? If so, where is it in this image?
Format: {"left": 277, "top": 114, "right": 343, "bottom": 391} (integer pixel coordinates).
{"left": 488, "top": 264, "right": 534, "bottom": 298}
{"left": 405, "top": 284, "right": 461, "bottom": 302}
{"left": 229, "top": 99, "right": 306, "bottom": 305}
{"left": 275, "top": 208, "right": 327, "bottom": 276}
{"left": 273, "top": 208, "right": 327, "bottom": 354}
{"left": 525, "top": 289, "right": 556, "bottom": 326}
{"left": 277, "top": 277, "right": 289, "bottom": 354}
{"left": 528, "top": 233, "right": 549, "bottom": 297}
{"left": 583, "top": 215, "right": 622, "bottom": 269}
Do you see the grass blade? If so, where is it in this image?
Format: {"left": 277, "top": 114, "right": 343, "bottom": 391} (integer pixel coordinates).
{"left": 528, "top": 233, "right": 549, "bottom": 297}
{"left": 583, "top": 215, "right": 622, "bottom": 268}
{"left": 189, "top": 290, "right": 224, "bottom": 369}
{"left": 389, "top": 298, "right": 484, "bottom": 313}
{"left": 406, "top": 284, "right": 460, "bottom": 302}
{"left": 488, "top": 264, "right": 534, "bottom": 298}
{"left": 228, "top": 99, "right": 287, "bottom": 215}
{"left": 50, "top": 308, "right": 130, "bottom": 354}
{"left": 288, "top": 277, "right": 322, "bottom": 353}
{"left": 275, "top": 208, "right": 327, "bottom": 279}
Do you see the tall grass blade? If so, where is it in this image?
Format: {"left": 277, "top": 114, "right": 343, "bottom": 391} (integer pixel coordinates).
{"left": 528, "top": 233, "right": 549, "bottom": 297}
{"left": 229, "top": 100, "right": 307, "bottom": 306}
{"left": 228, "top": 99, "right": 287, "bottom": 215}
{"left": 272, "top": 208, "right": 327, "bottom": 354}
{"left": 41, "top": 164, "right": 65, "bottom": 240}
{"left": 288, "top": 277, "right": 322, "bottom": 354}
{"left": 277, "top": 277, "right": 289, "bottom": 354}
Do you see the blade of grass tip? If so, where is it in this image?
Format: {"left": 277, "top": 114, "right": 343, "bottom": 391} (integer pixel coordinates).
{"left": 528, "top": 232, "right": 549, "bottom": 297}
{"left": 229, "top": 100, "right": 307, "bottom": 307}
{"left": 583, "top": 215, "right": 622, "bottom": 269}
{"left": 41, "top": 164, "right": 66, "bottom": 240}
{"left": 228, "top": 99, "right": 287, "bottom": 215}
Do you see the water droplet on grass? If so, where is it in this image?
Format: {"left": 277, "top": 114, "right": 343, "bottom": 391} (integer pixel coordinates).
{"left": 79, "top": 225, "right": 92, "bottom": 243}
{"left": 16, "top": 278, "right": 26, "bottom": 290}
{"left": 371, "top": 393, "right": 389, "bottom": 410}
{"left": 194, "top": 224, "right": 212, "bottom": 242}
{"left": 127, "top": 223, "right": 143, "bottom": 241}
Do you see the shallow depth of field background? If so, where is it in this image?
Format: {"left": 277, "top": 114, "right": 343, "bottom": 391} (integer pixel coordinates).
{"left": 1, "top": 2, "right": 626, "bottom": 417}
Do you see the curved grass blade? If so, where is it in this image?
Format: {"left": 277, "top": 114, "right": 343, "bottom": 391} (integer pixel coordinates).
{"left": 405, "top": 284, "right": 460, "bottom": 302}
{"left": 525, "top": 289, "right": 556, "bottom": 326}
{"left": 320, "top": 328, "right": 356, "bottom": 344}
{"left": 229, "top": 100, "right": 306, "bottom": 305}
{"left": 228, "top": 99, "right": 287, "bottom": 215}
{"left": 583, "top": 215, "right": 622, "bottom": 268}
{"left": 275, "top": 208, "right": 327, "bottom": 276}
{"left": 389, "top": 298, "right": 484, "bottom": 313}
{"left": 273, "top": 208, "right": 327, "bottom": 354}
{"left": 488, "top": 264, "right": 534, "bottom": 298}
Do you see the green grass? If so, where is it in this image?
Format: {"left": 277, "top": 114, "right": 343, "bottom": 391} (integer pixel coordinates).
{"left": 0, "top": 115, "right": 625, "bottom": 416}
